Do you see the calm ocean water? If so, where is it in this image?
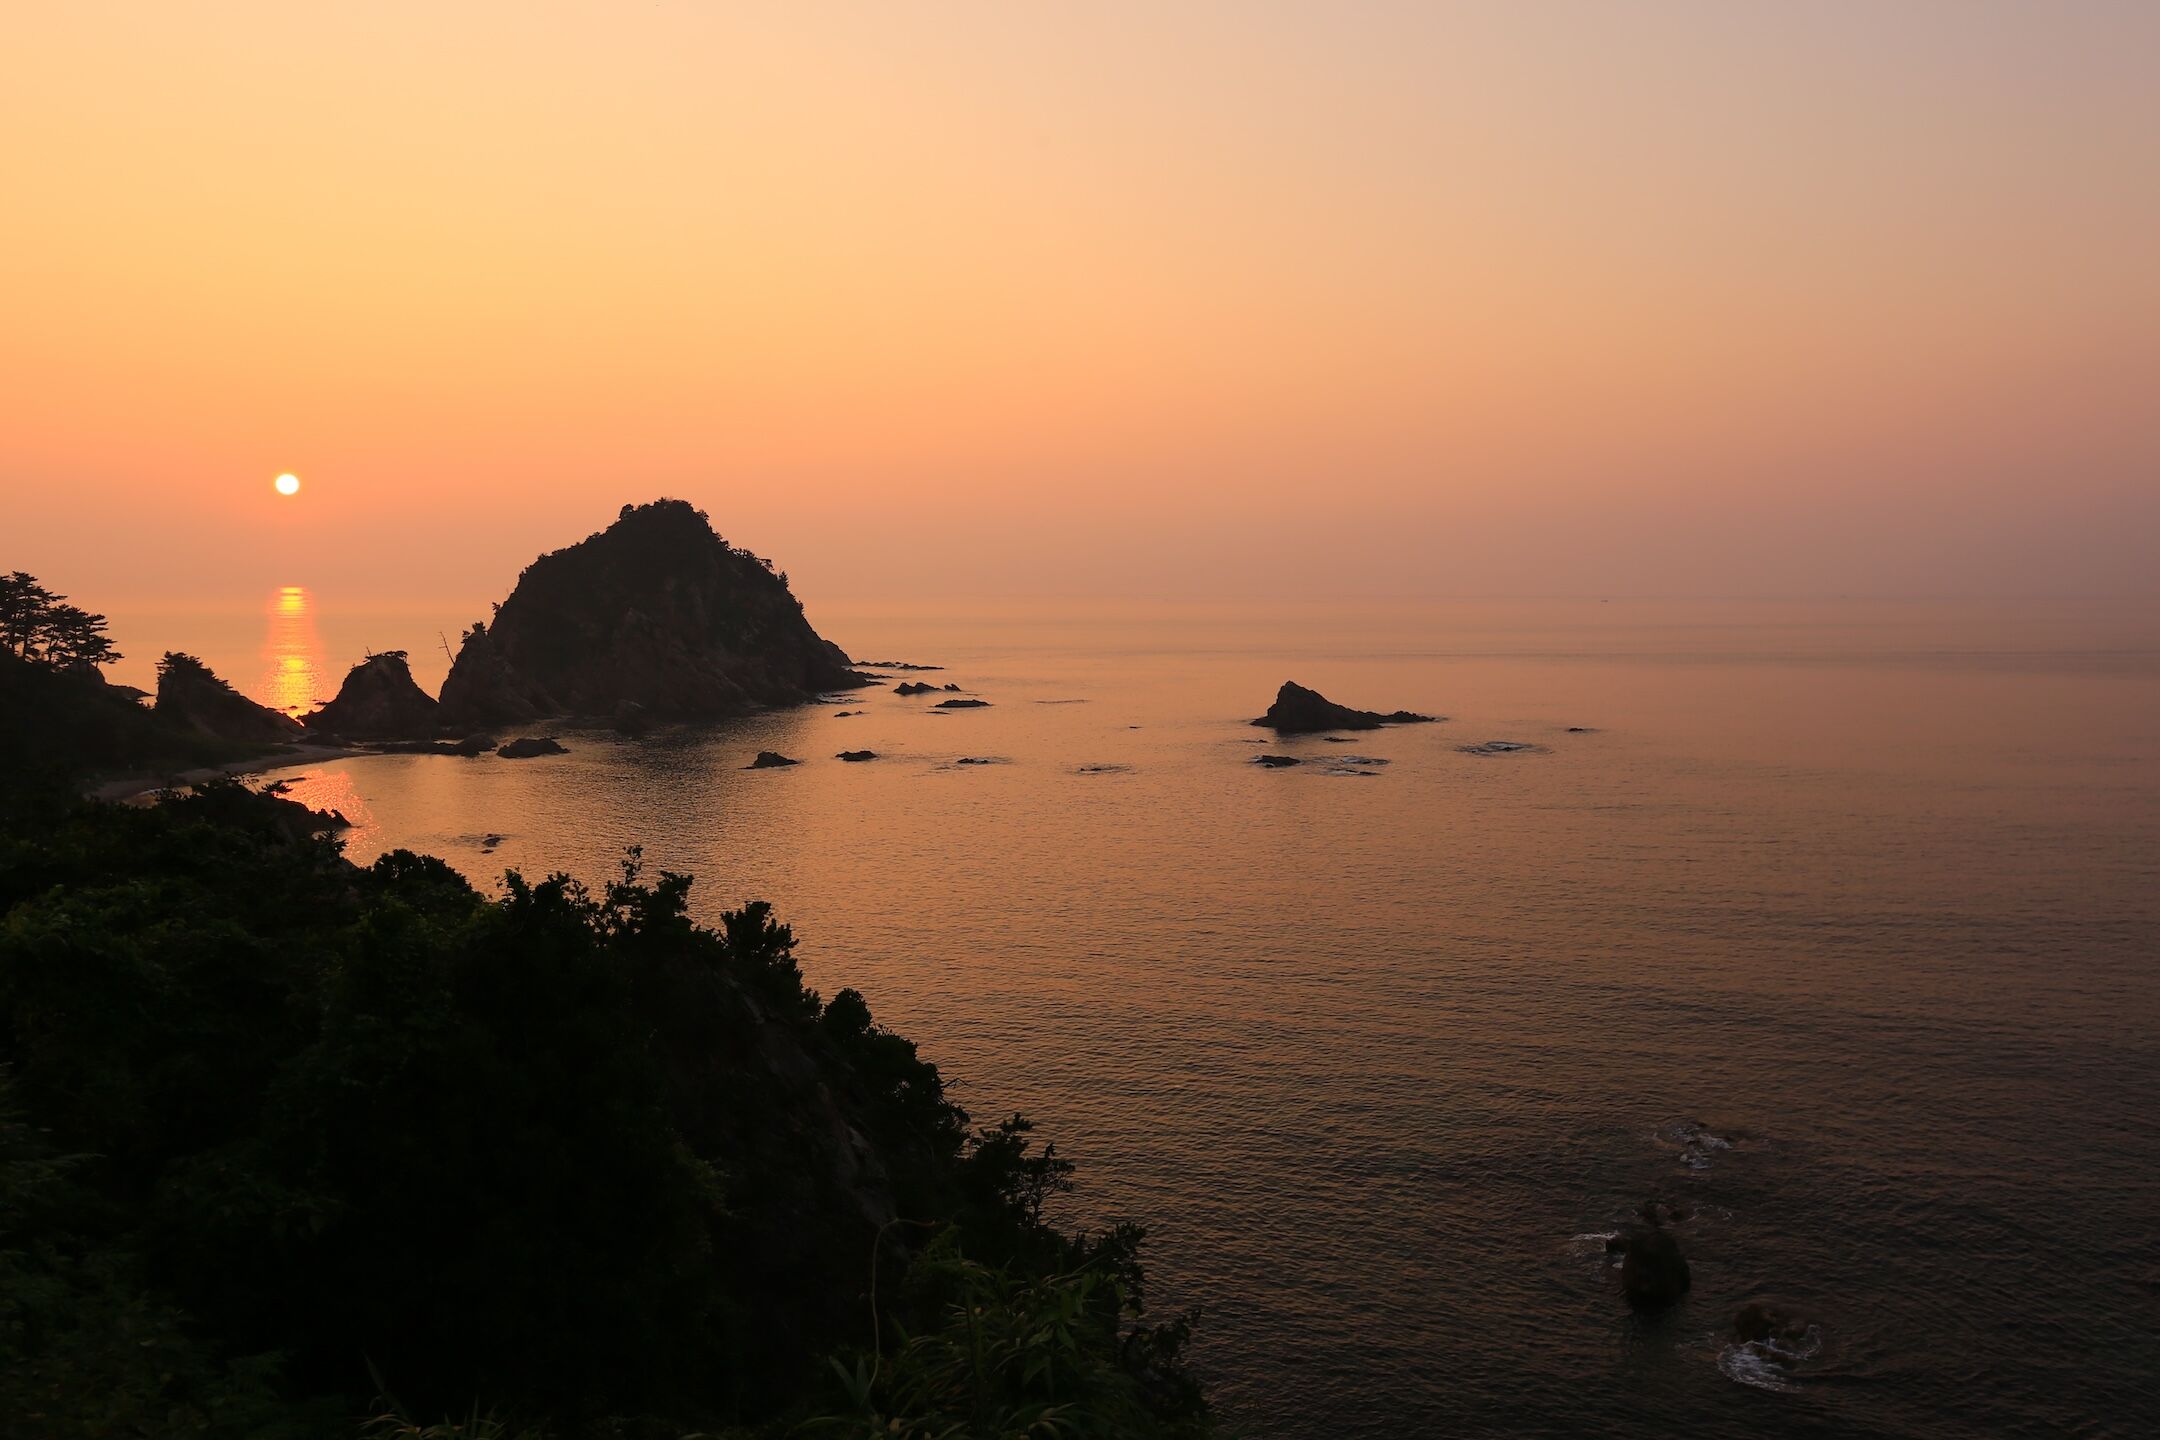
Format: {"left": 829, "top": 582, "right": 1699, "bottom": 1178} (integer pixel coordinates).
{"left": 118, "top": 597, "right": 2160, "bottom": 1438}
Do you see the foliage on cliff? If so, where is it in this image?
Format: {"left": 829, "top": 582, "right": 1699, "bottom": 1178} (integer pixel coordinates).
{"left": 156, "top": 652, "right": 306, "bottom": 745}
{"left": 0, "top": 785, "right": 1206, "bottom": 1438}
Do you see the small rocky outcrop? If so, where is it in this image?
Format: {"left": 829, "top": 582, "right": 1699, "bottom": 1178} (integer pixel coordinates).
{"left": 749, "top": 750, "right": 799, "bottom": 768}
{"left": 895, "top": 681, "right": 939, "bottom": 696}
{"left": 1610, "top": 1208, "right": 1692, "bottom": 1310}
{"left": 1252, "top": 754, "right": 1302, "bottom": 768}
{"left": 303, "top": 652, "right": 439, "bottom": 740}
{"left": 835, "top": 749, "right": 877, "bottom": 762}
{"left": 153, "top": 652, "right": 305, "bottom": 744}
{"left": 497, "top": 736, "right": 568, "bottom": 759}
{"left": 1252, "top": 681, "right": 1434, "bottom": 734}
{"left": 436, "top": 499, "right": 867, "bottom": 728}
{"left": 935, "top": 698, "right": 989, "bottom": 709}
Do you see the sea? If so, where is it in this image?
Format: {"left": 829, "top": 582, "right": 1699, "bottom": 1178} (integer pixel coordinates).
{"left": 108, "top": 593, "right": 2160, "bottom": 1439}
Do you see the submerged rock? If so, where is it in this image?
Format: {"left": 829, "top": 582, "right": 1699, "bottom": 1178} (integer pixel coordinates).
{"left": 749, "top": 750, "right": 800, "bottom": 768}
{"left": 1458, "top": 739, "right": 1545, "bottom": 756}
{"left": 1252, "top": 754, "right": 1302, "bottom": 768}
{"left": 1252, "top": 681, "right": 1435, "bottom": 734}
{"left": 1733, "top": 1303, "right": 1813, "bottom": 1347}
{"left": 304, "top": 652, "right": 440, "bottom": 740}
{"left": 496, "top": 736, "right": 568, "bottom": 759}
{"left": 835, "top": 749, "right": 877, "bottom": 762}
{"left": 935, "top": 698, "right": 990, "bottom": 709}
{"left": 154, "top": 652, "right": 305, "bottom": 744}
{"left": 436, "top": 499, "right": 867, "bottom": 728}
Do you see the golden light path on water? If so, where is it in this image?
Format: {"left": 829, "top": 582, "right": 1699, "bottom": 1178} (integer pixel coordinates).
{"left": 259, "top": 584, "right": 326, "bottom": 717}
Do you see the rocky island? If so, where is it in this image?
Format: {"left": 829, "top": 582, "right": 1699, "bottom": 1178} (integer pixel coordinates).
{"left": 438, "top": 499, "right": 867, "bottom": 728}
{"left": 303, "top": 650, "right": 441, "bottom": 739}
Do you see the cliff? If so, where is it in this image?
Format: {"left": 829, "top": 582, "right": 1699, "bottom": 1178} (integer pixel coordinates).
{"left": 153, "top": 651, "right": 306, "bottom": 744}
{"left": 438, "top": 499, "right": 865, "bottom": 728}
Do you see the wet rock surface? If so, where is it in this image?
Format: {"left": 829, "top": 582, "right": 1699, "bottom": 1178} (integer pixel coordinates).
{"left": 496, "top": 736, "right": 568, "bottom": 759}
{"left": 749, "top": 750, "right": 800, "bottom": 768}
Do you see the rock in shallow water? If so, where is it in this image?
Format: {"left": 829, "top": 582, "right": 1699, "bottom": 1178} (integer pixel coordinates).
{"left": 496, "top": 736, "right": 568, "bottom": 759}
{"left": 835, "top": 749, "right": 877, "bottom": 762}
{"left": 936, "top": 698, "right": 990, "bottom": 709}
{"left": 1614, "top": 1220, "right": 1692, "bottom": 1310}
{"left": 748, "top": 750, "right": 800, "bottom": 768}
{"left": 1252, "top": 754, "right": 1302, "bottom": 768}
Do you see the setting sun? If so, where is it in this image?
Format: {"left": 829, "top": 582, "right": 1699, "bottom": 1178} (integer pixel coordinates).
{"left": 273, "top": 472, "right": 300, "bottom": 496}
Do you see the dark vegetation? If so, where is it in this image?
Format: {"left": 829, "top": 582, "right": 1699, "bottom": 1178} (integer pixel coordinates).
{"left": 1, "top": 594, "right": 1209, "bottom": 1436}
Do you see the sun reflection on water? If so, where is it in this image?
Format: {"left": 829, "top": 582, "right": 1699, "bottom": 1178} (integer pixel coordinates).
{"left": 260, "top": 585, "right": 326, "bottom": 717}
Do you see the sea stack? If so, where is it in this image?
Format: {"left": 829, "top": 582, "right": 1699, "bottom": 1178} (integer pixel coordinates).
{"left": 437, "top": 499, "right": 866, "bottom": 728}
{"left": 1253, "top": 681, "right": 1436, "bottom": 734}
{"left": 304, "top": 651, "right": 440, "bottom": 740}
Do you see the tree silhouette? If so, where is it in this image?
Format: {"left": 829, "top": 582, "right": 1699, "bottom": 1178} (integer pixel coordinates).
{"left": 0, "top": 571, "right": 120, "bottom": 670}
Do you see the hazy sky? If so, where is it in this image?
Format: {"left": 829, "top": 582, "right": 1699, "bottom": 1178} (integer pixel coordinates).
{"left": 6, "top": 1, "right": 2156, "bottom": 608}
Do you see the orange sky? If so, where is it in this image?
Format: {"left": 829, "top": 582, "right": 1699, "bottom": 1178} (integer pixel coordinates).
{"left": 5, "top": 2, "right": 2156, "bottom": 607}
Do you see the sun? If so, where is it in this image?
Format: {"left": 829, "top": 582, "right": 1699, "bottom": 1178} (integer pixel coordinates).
{"left": 274, "top": 472, "right": 301, "bottom": 496}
